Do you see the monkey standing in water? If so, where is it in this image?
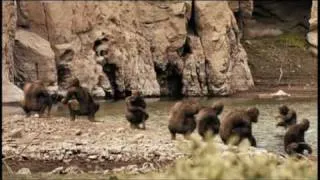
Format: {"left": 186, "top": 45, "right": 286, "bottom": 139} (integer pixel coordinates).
{"left": 276, "top": 105, "right": 297, "bottom": 129}
{"left": 196, "top": 102, "right": 224, "bottom": 139}
{"left": 219, "top": 107, "right": 259, "bottom": 147}
{"left": 21, "top": 80, "right": 53, "bottom": 117}
{"left": 125, "top": 91, "right": 149, "bottom": 129}
{"left": 284, "top": 119, "right": 312, "bottom": 156}
{"left": 62, "top": 78, "right": 100, "bottom": 121}
{"left": 168, "top": 99, "right": 201, "bottom": 140}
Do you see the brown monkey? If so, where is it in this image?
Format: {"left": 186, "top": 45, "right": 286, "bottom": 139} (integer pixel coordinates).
{"left": 219, "top": 107, "right": 259, "bottom": 147}
{"left": 196, "top": 102, "right": 224, "bottom": 139}
{"left": 62, "top": 78, "right": 100, "bottom": 121}
{"left": 284, "top": 119, "right": 312, "bottom": 155}
{"left": 20, "top": 80, "right": 53, "bottom": 117}
{"left": 276, "top": 105, "right": 297, "bottom": 128}
{"left": 125, "top": 90, "right": 149, "bottom": 129}
{"left": 168, "top": 99, "right": 201, "bottom": 140}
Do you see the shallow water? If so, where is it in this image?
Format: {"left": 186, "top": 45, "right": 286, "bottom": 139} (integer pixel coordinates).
{"left": 51, "top": 97, "right": 318, "bottom": 155}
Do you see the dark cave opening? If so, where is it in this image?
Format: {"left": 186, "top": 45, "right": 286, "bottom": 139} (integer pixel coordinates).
{"left": 103, "top": 63, "right": 123, "bottom": 100}
{"left": 187, "top": 0, "right": 199, "bottom": 36}
{"left": 252, "top": 1, "right": 312, "bottom": 33}
{"left": 59, "top": 49, "right": 74, "bottom": 63}
{"left": 57, "top": 64, "right": 71, "bottom": 87}
{"left": 154, "top": 63, "right": 183, "bottom": 99}
{"left": 93, "top": 38, "right": 109, "bottom": 56}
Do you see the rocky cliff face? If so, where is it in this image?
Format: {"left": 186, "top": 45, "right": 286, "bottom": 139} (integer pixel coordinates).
{"left": 307, "top": 1, "right": 318, "bottom": 56}
{"left": 4, "top": 1, "right": 293, "bottom": 101}
{"left": 2, "top": 1, "right": 23, "bottom": 103}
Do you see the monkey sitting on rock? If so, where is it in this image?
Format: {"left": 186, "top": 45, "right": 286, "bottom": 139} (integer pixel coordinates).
{"left": 196, "top": 102, "right": 224, "bottom": 139}
{"left": 219, "top": 107, "right": 259, "bottom": 147}
{"left": 168, "top": 99, "right": 201, "bottom": 140}
{"left": 284, "top": 119, "right": 312, "bottom": 156}
{"left": 62, "top": 78, "right": 100, "bottom": 121}
{"left": 125, "top": 90, "right": 149, "bottom": 129}
{"left": 276, "top": 105, "right": 297, "bottom": 129}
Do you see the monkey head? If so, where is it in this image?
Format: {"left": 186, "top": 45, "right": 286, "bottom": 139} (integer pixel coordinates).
{"left": 300, "top": 119, "right": 310, "bottom": 131}
{"left": 212, "top": 102, "right": 224, "bottom": 115}
{"left": 68, "top": 77, "right": 80, "bottom": 88}
{"left": 279, "top": 105, "right": 289, "bottom": 115}
{"left": 247, "top": 107, "right": 259, "bottom": 123}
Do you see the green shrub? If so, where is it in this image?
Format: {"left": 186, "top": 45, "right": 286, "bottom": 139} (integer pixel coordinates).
{"left": 135, "top": 136, "right": 317, "bottom": 180}
{"left": 276, "top": 33, "right": 307, "bottom": 49}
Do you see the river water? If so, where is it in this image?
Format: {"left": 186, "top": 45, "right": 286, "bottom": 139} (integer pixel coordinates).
{"left": 52, "top": 97, "right": 318, "bottom": 155}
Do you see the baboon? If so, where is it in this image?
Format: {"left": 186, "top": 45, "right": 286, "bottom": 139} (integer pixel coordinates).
{"left": 219, "top": 107, "right": 259, "bottom": 146}
{"left": 196, "top": 102, "right": 224, "bottom": 139}
{"left": 168, "top": 99, "right": 201, "bottom": 140}
{"left": 276, "top": 105, "right": 297, "bottom": 128}
{"left": 125, "top": 90, "right": 149, "bottom": 129}
{"left": 21, "top": 80, "right": 53, "bottom": 117}
{"left": 284, "top": 119, "right": 312, "bottom": 155}
{"left": 62, "top": 78, "right": 100, "bottom": 121}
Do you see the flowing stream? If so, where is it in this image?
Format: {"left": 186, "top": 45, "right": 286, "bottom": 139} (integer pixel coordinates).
{"left": 52, "top": 97, "right": 318, "bottom": 155}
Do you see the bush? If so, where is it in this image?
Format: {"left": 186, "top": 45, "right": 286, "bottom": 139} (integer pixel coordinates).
{"left": 135, "top": 136, "right": 317, "bottom": 180}
{"left": 276, "top": 33, "right": 307, "bottom": 49}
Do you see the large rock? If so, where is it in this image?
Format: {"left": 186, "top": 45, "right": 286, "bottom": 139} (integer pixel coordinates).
{"left": 2, "top": 1, "right": 17, "bottom": 82}
{"left": 307, "top": 1, "right": 318, "bottom": 56}
{"left": 194, "top": 1, "right": 254, "bottom": 95}
{"left": 9, "top": 1, "right": 254, "bottom": 96}
{"left": 2, "top": 2, "right": 24, "bottom": 104}
{"left": 2, "top": 80, "right": 24, "bottom": 103}
{"left": 14, "top": 29, "right": 57, "bottom": 86}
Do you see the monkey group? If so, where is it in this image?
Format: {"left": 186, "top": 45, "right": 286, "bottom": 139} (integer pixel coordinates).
{"left": 168, "top": 100, "right": 312, "bottom": 157}
{"left": 20, "top": 79, "right": 313, "bottom": 157}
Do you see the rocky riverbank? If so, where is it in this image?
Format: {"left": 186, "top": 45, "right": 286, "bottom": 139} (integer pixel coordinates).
{"left": 3, "top": 111, "right": 316, "bottom": 176}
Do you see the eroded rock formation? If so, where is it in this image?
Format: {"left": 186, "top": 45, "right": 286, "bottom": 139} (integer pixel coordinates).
{"left": 307, "top": 1, "right": 318, "bottom": 56}
{"left": 2, "top": 1, "right": 23, "bottom": 103}
{"left": 4, "top": 1, "right": 293, "bottom": 101}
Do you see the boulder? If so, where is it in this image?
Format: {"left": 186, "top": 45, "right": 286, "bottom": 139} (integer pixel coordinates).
{"left": 2, "top": 81, "right": 24, "bottom": 103}
{"left": 14, "top": 29, "right": 57, "bottom": 85}
{"left": 2, "top": 1, "right": 17, "bottom": 82}
{"left": 195, "top": 1, "right": 254, "bottom": 95}
{"left": 307, "top": 31, "right": 318, "bottom": 48}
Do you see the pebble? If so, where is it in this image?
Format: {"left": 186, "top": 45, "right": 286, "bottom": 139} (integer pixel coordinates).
{"left": 109, "top": 148, "right": 121, "bottom": 154}
{"left": 75, "top": 130, "right": 82, "bottom": 136}
{"left": 116, "top": 128, "right": 125, "bottom": 133}
{"left": 9, "top": 128, "right": 23, "bottom": 138}
{"left": 88, "top": 155, "right": 98, "bottom": 160}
